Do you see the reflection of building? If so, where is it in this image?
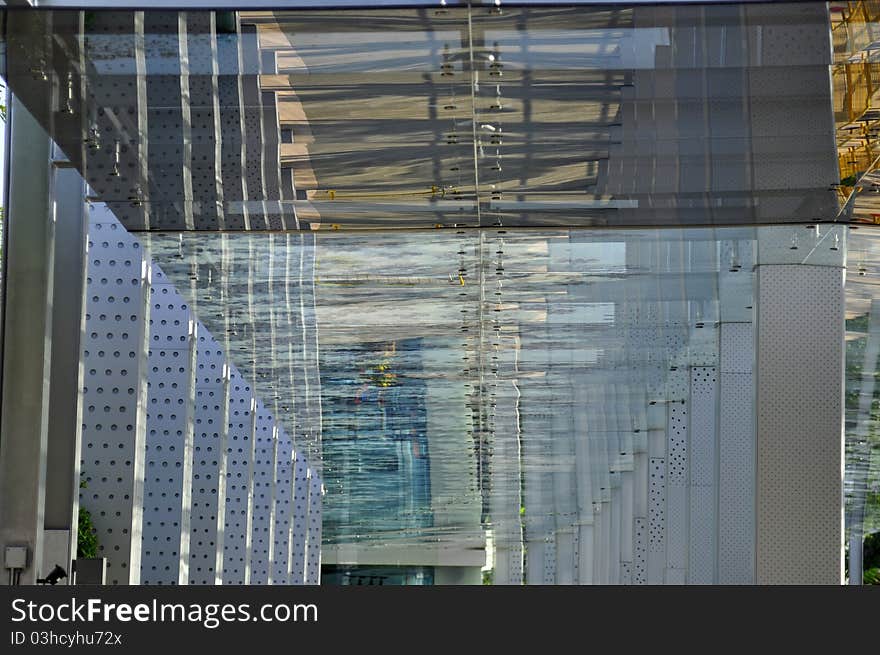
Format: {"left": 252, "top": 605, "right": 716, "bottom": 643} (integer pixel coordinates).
{"left": 323, "top": 339, "right": 433, "bottom": 543}
{"left": 0, "top": 1, "right": 876, "bottom": 587}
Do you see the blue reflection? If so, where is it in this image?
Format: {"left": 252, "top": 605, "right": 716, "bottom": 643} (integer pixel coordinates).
{"left": 323, "top": 339, "right": 433, "bottom": 543}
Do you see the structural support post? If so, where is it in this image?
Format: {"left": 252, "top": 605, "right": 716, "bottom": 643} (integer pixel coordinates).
{"left": 755, "top": 251, "right": 845, "bottom": 584}
{"left": 0, "top": 96, "right": 54, "bottom": 585}
{"left": 43, "top": 155, "right": 88, "bottom": 578}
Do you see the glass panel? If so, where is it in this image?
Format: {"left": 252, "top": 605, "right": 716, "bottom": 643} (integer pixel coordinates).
{"left": 845, "top": 224, "right": 880, "bottom": 585}
{"left": 142, "top": 224, "right": 760, "bottom": 580}
{"left": 1, "top": 3, "right": 840, "bottom": 232}
{"left": 0, "top": 2, "right": 875, "bottom": 586}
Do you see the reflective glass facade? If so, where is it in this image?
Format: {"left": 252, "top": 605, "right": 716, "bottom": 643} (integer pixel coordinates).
{"left": 0, "top": 2, "right": 877, "bottom": 586}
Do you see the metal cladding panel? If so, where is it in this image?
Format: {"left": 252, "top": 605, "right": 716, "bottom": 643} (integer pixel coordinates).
{"left": 80, "top": 206, "right": 150, "bottom": 585}
{"left": 689, "top": 366, "right": 718, "bottom": 584}
{"left": 249, "top": 401, "right": 277, "bottom": 584}
{"left": 620, "top": 561, "right": 632, "bottom": 585}
{"left": 271, "top": 429, "right": 295, "bottom": 584}
{"left": 222, "top": 368, "right": 255, "bottom": 584}
{"left": 76, "top": 12, "right": 151, "bottom": 232}
{"left": 216, "top": 20, "right": 248, "bottom": 229}
{"left": 239, "top": 24, "right": 268, "bottom": 230}
{"left": 619, "top": 471, "right": 634, "bottom": 570}
{"left": 261, "top": 86, "right": 288, "bottom": 230}
{"left": 188, "top": 329, "right": 230, "bottom": 585}
{"left": 143, "top": 13, "right": 192, "bottom": 230}
{"left": 543, "top": 531, "right": 557, "bottom": 585}
{"left": 666, "top": 401, "right": 688, "bottom": 573}
{"left": 289, "top": 452, "right": 309, "bottom": 585}
{"left": 305, "top": 470, "right": 323, "bottom": 585}
{"left": 185, "top": 13, "right": 226, "bottom": 230}
{"left": 719, "top": 323, "right": 755, "bottom": 584}
{"left": 720, "top": 322, "right": 754, "bottom": 374}
{"left": 756, "top": 264, "right": 844, "bottom": 584}
{"left": 140, "top": 265, "right": 196, "bottom": 585}
{"left": 647, "top": 457, "right": 666, "bottom": 584}
{"left": 633, "top": 517, "right": 647, "bottom": 585}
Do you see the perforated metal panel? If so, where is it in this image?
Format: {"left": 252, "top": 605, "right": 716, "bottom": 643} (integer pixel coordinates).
{"left": 608, "top": 485, "right": 621, "bottom": 585}
{"left": 305, "top": 470, "right": 323, "bottom": 585}
{"left": 271, "top": 428, "right": 295, "bottom": 584}
{"left": 555, "top": 529, "right": 576, "bottom": 585}
{"left": 222, "top": 367, "right": 255, "bottom": 584}
{"left": 647, "top": 457, "right": 666, "bottom": 584}
{"left": 185, "top": 13, "right": 225, "bottom": 230}
{"left": 80, "top": 12, "right": 150, "bottom": 232}
{"left": 140, "top": 264, "right": 196, "bottom": 585}
{"left": 633, "top": 517, "right": 647, "bottom": 585}
{"left": 720, "top": 322, "right": 754, "bottom": 374}
{"left": 288, "top": 451, "right": 309, "bottom": 585}
{"left": 666, "top": 400, "right": 688, "bottom": 572}
{"left": 542, "top": 531, "right": 557, "bottom": 585}
{"left": 756, "top": 264, "right": 843, "bottom": 584}
{"left": 216, "top": 19, "right": 248, "bottom": 230}
{"left": 188, "top": 328, "right": 230, "bottom": 585}
{"left": 577, "top": 524, "right": 594, "bottom": 585}
{"left": 80, "top": 204, "right": 150, "bottom": 585}
{"left": 143, "top": 13, "right": 191, "bottom": 230}
{"left": 619, "top": 470, "right": 634, "bottom": 573}
{"left": 595, "top": 504, "right": 610, "bottom": 585}
{"left": 620, "top": 561, "right": 632, "bottom": 585}
{"left": 719, "top": 322, "right": 755, "bottom": 584}
{"left": 249, "top": 401, "right": 276, "bottom": 584}
{"left": 240, "top": 24, "right": 268, "bottom": 230}
{"left": 689, "top": 366, "right": 718, "bottom": 584}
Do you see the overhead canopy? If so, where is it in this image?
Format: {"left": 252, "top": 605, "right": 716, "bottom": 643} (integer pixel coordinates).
{"left": 3, "top": 3, "right": 839, "bottom": 231}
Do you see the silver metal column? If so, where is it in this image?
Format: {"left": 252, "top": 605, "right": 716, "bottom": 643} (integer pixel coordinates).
{"left": 43, "top": 157, "right": 89, "bottom": 578}
{"left": 0, "top": 97, "right": 54, "bottom": 585}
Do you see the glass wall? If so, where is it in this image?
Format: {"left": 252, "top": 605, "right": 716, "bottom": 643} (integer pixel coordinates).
{"left": 0, "top": 3, "right": 876, "bottom": 584}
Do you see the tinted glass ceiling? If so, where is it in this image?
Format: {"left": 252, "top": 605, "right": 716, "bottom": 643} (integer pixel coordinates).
{"left": 3, "top": 3, "right": 840, "bottom": 231}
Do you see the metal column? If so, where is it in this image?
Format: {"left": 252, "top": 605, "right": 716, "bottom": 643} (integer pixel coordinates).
{"left": 43, "top": 158, "right": 89, "bottom": 578}
{"left": 755, "top": 256, "right": 845, "bottom": 584}
{"left": 0, "top": 96, "right": 54, "bottom": 585}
